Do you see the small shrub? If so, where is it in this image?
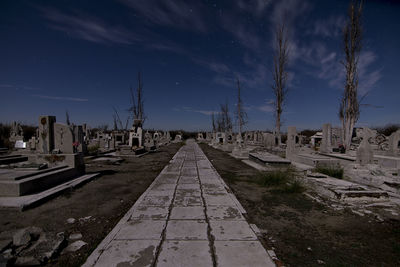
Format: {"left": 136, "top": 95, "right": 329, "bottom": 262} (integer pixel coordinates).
{"left": 315, "top": 166, "right": 344, "bottom": 179}
{"left": 88, "top": 144, "right": 100, "bottom": 155}
{"left": 272, "top": 179, "right": 305, "bottom": 194}
{"left": 256, "top": 168, "right": 293, "bottom": 187}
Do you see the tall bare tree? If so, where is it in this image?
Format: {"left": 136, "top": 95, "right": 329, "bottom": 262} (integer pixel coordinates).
{"left": 339, "top": 0, "right": 363, "bottom": 151}
{"left": 271, "top": 23, "right": 289, "bottom": 145}
{"left": 65, "top": 110, "right": 71, "bottom": 126}
{"left": 112, "top": 106, "right": 124, "bottom": 130}
{"left": 129, "top": 72, "right": 145, "bottom": 128}
{"left": 211, "top": 112, "right": 216, "bottom": 132}
{"left": 235, "top": 78, "right": 248, "bottom": 146}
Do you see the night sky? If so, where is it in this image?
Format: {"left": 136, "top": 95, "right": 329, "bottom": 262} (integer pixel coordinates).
{"left": 1, "top": 0, "right": 399, "bottom": 131}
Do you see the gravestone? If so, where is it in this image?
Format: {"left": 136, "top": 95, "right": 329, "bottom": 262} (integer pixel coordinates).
{"left": 320, "top": 123, "right": 332, "bottom": 153}
{"left": 9, "top": 121, "right": 24, "bottom": 143}
{"left": 356, "top": 127, "right": 374, "bottom": 165}
{"left": 286, "top": 126, "right": 297, "bottom": 159}
{"left": 263, "top": 133, "right": 275, "bottom": 148}
{"left": 38, "top": 116, "right": 56, "bottom": 154}
{"left": 387, "top": 130, "right": 400, "bottom": 156}
{"left": 54, "top": 123, "right": 74, "bottom": 154}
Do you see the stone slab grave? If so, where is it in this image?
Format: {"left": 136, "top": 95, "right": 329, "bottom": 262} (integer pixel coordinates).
{"left": 304, "top": 173, "right": 390, "bottom": 203}
{"left": 83, "top": 140, "right": 275, "bottom": 267}
{"left": 249, "top": 151, "right": 291, "bottom": 166}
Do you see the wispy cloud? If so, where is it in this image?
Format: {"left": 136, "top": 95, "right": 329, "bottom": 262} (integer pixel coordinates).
{"left": 174, "top": 106, "right": 218, "bottom": 116}
{"left": 32, "top": 94, "right": 89, "bottom": 102}
{"left": 311, "top": 15, "right": 346, "bottom": 38}
{"left": 120, "top": 0, "right": 207, "bottom": 32}
{"left": 39, "top": 7, "right": 140, "bottom": 45}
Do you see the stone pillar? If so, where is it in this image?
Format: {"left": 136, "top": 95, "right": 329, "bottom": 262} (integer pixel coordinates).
{"left": 286, "top": 126, "right": 297, "bottom": 159}
{"left": 320, "top": 123, "right": 332, "bottom": 153}
{"left": 38, "top": 116, "right": 56, "bottom": 154}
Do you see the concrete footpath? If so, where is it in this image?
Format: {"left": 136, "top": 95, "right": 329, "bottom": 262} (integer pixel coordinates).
{"left": 83, "top": 140, "right": 275, "bottom": 267}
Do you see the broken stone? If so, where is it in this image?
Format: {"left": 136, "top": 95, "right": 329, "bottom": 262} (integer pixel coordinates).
{"left": 19, "top": 231, "right": 66, "bottom": 264}
{"left": 317, "top": 259, "right": 325, "bottom": 265}
{"left": 307, "top": 247, "right": 312, "bottom": 251}
{"left": 13, "top": 228, "right": 31, "bottom": 247}
{"left": 67, "top": 218, "right": 76, "bottom": 224}
{"left": 62, "top": 240, "right": 87, "bottom": 253}
{"left": 69, "top": 233, "right": 82, "bottom": 241}
{"left": 79, "top": 216, "right": 92, "bottom": 223}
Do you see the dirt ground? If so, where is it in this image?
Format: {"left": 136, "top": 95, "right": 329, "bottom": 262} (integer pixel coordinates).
{"left": 199, "top": 144, "right": 400, "bottom": 267}
{"left": 0, "top": 143, "right": 182, "bottom": 266}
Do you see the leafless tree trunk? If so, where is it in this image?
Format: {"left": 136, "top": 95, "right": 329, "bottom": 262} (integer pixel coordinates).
{"left": 339, "top": 0, "right": 363, "bottom": 152}
{"left": 112, "top": 107, "right": 124, "bottom": 130}
{"left": 129, "top": 72, "right": 146, "bottom": 128}
{"left": 66, "top": 110, "right": 71, "bottom": 126}
{"left": 216, "top": 101, "right": 232, "bottom": 132}
{"left": 235, "top": 78, "right": 248, "bottom": 147}
{"left": 211, "top": 112, "right": 216, "bottom": 132}
{"left": 272, "top": 23, "right": 289, "bottom": 146}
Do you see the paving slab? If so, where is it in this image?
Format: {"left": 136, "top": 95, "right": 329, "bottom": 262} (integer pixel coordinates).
{"left": 204, "top": 194, "right": 236, "bottom": 206}
{"left": 214, "top": 241, "right": 275, "bottom": 267}
{"left": 207, "top": 206, "right": 245, "bottom": 221}
{"left": 95, "top": 240, "right": 159, "bottom": 267}
{"left": 173, "top": 194, "right": 203, "bottom": 206}
{"left": 130, "top": 206, "right": 169, "bottom": 220}
{"left": 210, "top": 221, "right": 258, "bottom": 241}
{"left": 170, "top": 206, "right": 205, "bottom": 220}
{"left": 165, "top": 220, "right": 208, "bottom": 240}
{"left": 157, "top": 241, "right": 213, "bottom": 267}
{"left": 140, "top": 195, "right": 173, "bottom": 207}
{"left": 176, "top": 183, "right": 201, "bottom": 190}
{"left": 115, "top": 219, "right": 166, "bottom": 240}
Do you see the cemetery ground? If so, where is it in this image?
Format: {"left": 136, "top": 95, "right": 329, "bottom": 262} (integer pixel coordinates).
{"left": 199, "top": 143, "right": 400, "bottom": 266}
{"left": 0, "top": 143, "right": 183, "bottom": 266}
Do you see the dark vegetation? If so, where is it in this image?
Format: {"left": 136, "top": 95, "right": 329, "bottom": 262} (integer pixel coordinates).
{"left": 315, "top": 165, "right": 344, "bottom": 179}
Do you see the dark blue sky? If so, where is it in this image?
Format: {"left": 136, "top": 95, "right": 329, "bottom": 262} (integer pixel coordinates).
{"left": 1, "top": 0, "right": 399, "bottom": 131}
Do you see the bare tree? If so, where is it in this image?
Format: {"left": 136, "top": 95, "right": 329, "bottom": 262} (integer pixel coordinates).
{"left": 235, "top": 78, "right": 248, "bottom": 146}
{"left": 218, "top": 101, "right": 232, "bottom": 132}
{"left": 112, "top": 106, "right": 124, "bottom": 130}
{"left": 129, "top": 72, "right": 145, "bottom": 127}
{"left": 211, "top": 112, "right": 216, "bottom": 132}
{"left": 112, "top": 114, "right": 118, "bottom": 131}
{"left": 339, "top": 0, "right": 363, "bottom": 151}
{"left": 271, "top": 23, "right": 289, "bottom": 145}
{"left": 66, "top": 110, "right": 71, "bottom": 126}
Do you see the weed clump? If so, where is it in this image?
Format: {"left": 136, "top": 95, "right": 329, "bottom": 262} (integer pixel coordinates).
{"left": 256, "top": 168, "right": 294, "bottom": 187}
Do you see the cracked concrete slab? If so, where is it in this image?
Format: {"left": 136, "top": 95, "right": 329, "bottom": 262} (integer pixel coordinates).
{"left": 115, "top": 220, "right": 166, "bottom": 240}
{"left": 130, "top": 206, "right": 169, "bottom": 220}
{"left": 210, "top": 221, "right": 258, "bottom": 241}
{"left": 207, "top": 206, "right": 245, "bottom": 221}
{"left": 170, "top": 206, "right": 206, "bottom": 220}
{"left": 165, "top": 220, "right": 208, "bottom": 240}
{"left": 157, "top": 241, "right": 213, "bottom": 267}
{"left": 214, "top": 241, "right": 275, "bottom": 267}
{"left": 95, "top": 240, "right": 158, "bottom": 267}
